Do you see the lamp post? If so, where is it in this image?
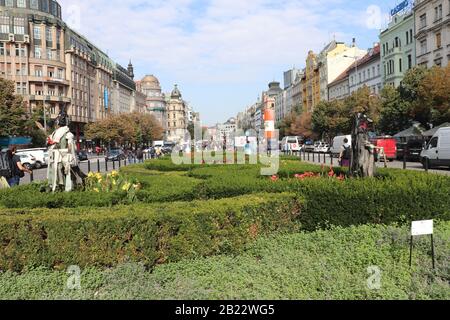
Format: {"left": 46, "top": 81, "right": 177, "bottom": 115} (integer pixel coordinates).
{"left": 344, "top": 55, "right": 359, "bottom": 92}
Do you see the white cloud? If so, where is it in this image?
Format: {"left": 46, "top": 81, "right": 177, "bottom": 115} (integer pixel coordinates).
{"left": 58, "top": 0, "right": 381, "bottom": 124}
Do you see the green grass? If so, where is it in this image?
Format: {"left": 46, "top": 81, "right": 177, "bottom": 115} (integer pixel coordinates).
{"left": 0, "top": 222, "right": 448, "bottom": 300}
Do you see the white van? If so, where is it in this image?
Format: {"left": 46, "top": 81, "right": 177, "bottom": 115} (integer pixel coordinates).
{"left": 15, "top": 148, "right": 48, "bottom": 169}
{"left": 420, "top": 127, "right": 450, "bottom": 169}
{"left": 281, "top": 136, "right": 302, "bottom": 153}
{"left": 330, "top": 135, "right": 352, "bottom": 157}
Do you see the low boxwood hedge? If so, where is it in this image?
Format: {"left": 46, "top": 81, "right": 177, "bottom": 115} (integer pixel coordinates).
{"left": 0, "top": 193, "right": 302, "bottom": 272}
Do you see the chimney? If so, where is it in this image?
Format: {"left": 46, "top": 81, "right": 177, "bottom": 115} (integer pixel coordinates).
{"left": 352, "top": 38, "right": 356, "bottom": 47}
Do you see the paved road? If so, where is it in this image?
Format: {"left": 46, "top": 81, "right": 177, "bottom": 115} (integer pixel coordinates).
{"left": 294, "top": 152, "right": 450, "bottom": 176}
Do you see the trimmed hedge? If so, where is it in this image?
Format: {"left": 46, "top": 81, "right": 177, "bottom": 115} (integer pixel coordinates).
{"left": 1, "top": 222, "right": 448, "bottom": 300}
{"left": 0, "top": 193, "right": 302, "bottom": 272}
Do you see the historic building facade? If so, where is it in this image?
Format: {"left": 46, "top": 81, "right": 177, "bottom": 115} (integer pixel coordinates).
{"left": 136, "top": 74, "right": 167, "bottom": 135}
{"left": 0, "top": 0, "right": 142, "bottom": 146}
{"left": 301, "top": 51, "right": 320, "bottom": 113}
{"left": 414, "top": 0, "right": 450, "bottom": 68}
{"left": 166, "top": 85, "right": 187, "bottom": 142}
{"left": 380, "top": 11, "right": 416, "bottom": 87}
{"left": 317, "top": 40, "right": 366, "bottom": 102}
{"left": 348, "top": 44, "right": 382, "bottom": 95}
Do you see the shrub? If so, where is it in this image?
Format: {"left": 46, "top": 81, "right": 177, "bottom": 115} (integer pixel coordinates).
{"left": 0, "top": 193, "right": 302, "bottom": 271}
{"left": 1, "top": 222, "right": 448, "bottom": 300}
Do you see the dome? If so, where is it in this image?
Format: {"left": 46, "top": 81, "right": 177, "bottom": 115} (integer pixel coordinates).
{"left": 141, "top": 75, "right": 161, "bottom": 89}
{"left": 171, "top": 84, "right": 182, "bottom": 99}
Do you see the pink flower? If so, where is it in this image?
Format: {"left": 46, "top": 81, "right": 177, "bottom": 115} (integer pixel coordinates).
{"left": 271, "top": 175, "right": 279, "bottom": 182}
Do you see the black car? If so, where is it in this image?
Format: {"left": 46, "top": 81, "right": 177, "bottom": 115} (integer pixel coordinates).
{"left": 76, "top": 150, "right": 88, "bottom": 161}
{"left": 397, "top": 140, "right": 425, "bottom": 162}
{"left": 105, "top": 149, "right": 126, "bottom": 162}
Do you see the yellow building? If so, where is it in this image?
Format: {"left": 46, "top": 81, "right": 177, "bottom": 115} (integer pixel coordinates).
{"left": 301, "top": 51, "right": 320, "bottom": 113}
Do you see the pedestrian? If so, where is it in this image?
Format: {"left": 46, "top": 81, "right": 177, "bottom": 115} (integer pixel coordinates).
{"left": 136, "top": 147, "right": 144, "bottom": 163}
{"left": 339, "top": 138, "right": 351, "bottom": 168}
{"left": 6, "top": 146, "right": 32, "bottom": 187}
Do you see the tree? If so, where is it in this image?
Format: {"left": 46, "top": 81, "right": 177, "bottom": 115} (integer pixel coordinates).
{"left": 312, "top": 100, "right": 350, "bottom": 140}
{"left": 85, "top": 112, "right": 164, "bottom": 147}
{"left": 418, "top": 65, "right": 450, "bottom": 125}
{"left": 277, "top": 112, "right": 297, "bottom": 137}
{"left": 0, "top": 78, "right": 28, "bottom": 137}
{"left": 400, "top": 66, "right": 431, "bottom": 127}
{"left": 343, "top": 86, "right": 381, "bottom": 125}
{"left": 290, "top": 112, "right": 315, "bottom": 139}
{"left": 378, "top": 85, "right": 412, "bottom": 135}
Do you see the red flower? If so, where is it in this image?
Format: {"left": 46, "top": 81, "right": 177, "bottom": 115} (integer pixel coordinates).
{"left": 271, "top": 175, "right": 279, "bottom": 181}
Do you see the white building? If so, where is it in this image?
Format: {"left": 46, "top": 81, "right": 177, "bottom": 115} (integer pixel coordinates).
{"left": 414, "top": 0, "right": 450, "bottom": 68}
{"left": 328, "top": 70, "right": 350, "bottom": 101}
{"left": 348, "top": 44, "right": 382, "bottom": 95}
{"left": 217, "top": 118, "right": 237, "bottom": 141}
{"left": 318, "top": 40, "right": 367, "bottom": 102}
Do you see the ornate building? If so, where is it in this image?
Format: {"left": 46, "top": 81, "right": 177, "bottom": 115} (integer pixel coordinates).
{"left": 0, "top": 0, "right": 139, "bottom": 148}
{"left": 166, "top": 84, "right": 187, "bottom": 142}
{"left": 136, "top": 74, "right": 167, "bottom": 135}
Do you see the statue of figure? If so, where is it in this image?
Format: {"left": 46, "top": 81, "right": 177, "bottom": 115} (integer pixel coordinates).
{"left": 46, "top": 111, "right": 85, "bottom": 192}
{"left": 350, "top": 113, "right": 376, "bottom": 177}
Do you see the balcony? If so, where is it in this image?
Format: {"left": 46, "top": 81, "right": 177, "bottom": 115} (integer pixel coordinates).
{"left": 28, "top": 94, "right": 71, "bottom": 104}
{"left": 28, "top": 76, "right": 69, "bottom": 85}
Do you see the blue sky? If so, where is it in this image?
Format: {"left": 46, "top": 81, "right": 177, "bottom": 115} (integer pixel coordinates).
{"left": 59, "top": 0, "right": 403, "bottom": 126}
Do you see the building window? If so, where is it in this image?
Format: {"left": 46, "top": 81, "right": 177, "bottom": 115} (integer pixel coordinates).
{"left": 30, "top": 0, "right": 39, "bottom": 9}
{"left": 435, "top": 4, "right": 443, "bottom": 21}
{"left": 5, "top": 0, "right": 13, "bottom": 7}
{"left": 34, "top": 26, "right": 41, "bottom": 40}
{"left": 42, "top": 0, "right": 49, "bottom": 12}
{"left": 13, "top": 17, "right": 25, "bottom": 35}
{"left": 0, "top": 16, "right": 10, "bottom": 34}
{"left": 408, "top": 55, "right": 412, "bottom": 70}
{"left": 17, "top": 0, "right": 26, "bottom": 8}
{"left": 420, "top": 39, "right": 427, "bottom": 55}
{"left": 34, "top": 45, "right": 42, "bottom": 58}
{"left": 420, "top": 14, "right": 427, "bottom": 29}
{"left": 46, "top": 27, "right": 52, "bottom": 42}
{"left": 399, "top": 58, "right": 402, "bottom": 73}
{"left": 35, "top": 66, "right": 43, "bottom": 77}
{"left": 436, "top": 33, "right": 442, "bottom": 49}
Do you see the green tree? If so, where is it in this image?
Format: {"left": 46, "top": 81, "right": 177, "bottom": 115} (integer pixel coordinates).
{"left": 399, "top": 66, "right": 431, "bottom": 127}
{"left": 312, "top": 100, "right": 350, "bottom": 139}
{"left": 0, "top": 78, "right": 28, "bottom": 137}
{"left": 378, "top": 85, "right": 412, "bottom": 135}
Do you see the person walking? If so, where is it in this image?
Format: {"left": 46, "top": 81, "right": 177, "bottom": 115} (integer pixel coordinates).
{"left": 6, "top": 146, "right": 32, "bottom": 187}
{"left": 339, "top": 138, "right": 351, "bottom": 168}
{"left": 136, "top": 147, "right": 144, "bottom": 163}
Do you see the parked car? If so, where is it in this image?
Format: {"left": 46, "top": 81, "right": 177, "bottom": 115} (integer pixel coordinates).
{"left": 281, "top": 136, "right": 302, "bottom": 153}
{"left": 76, "top": 150, "right": 89, "bottom": 161}
{"left": 18, "top": 154, "right": 36, "bottom": 170}
{"left": 105, "top": 149, "right": 126, "bottom": 162}
{"left": 420, "top": 127, "right": 450, "bottom": 169}
{"left": 330, "top": 135, "right": 352, "bottom": 158}
{"left": 397, "top": 139, "right": 425, "bottom": 162}
{"left": 314, "top": 142, "right": 330, "bottom": 153}
{"left": 15, "top": 148, "right": 48, "bottom": 169}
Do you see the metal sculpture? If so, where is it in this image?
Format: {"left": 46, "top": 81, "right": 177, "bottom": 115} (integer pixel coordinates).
{"left": 46, "top": 111, "right": 85, "bottom": 192}
{"left": 350, "top": 113, "right": 376, "bottom": 177}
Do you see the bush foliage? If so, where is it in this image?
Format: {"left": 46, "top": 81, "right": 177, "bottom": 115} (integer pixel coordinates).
{"left": 0, "top": 193, "right": 302, "bottom": 271}
{"left": 0, "top": 222, "right": 448, "bottom": 300}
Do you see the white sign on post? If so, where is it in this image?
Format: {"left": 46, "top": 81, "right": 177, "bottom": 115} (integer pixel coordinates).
{"left": 411, "top": 220, "right": 434, "bottom": 236}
